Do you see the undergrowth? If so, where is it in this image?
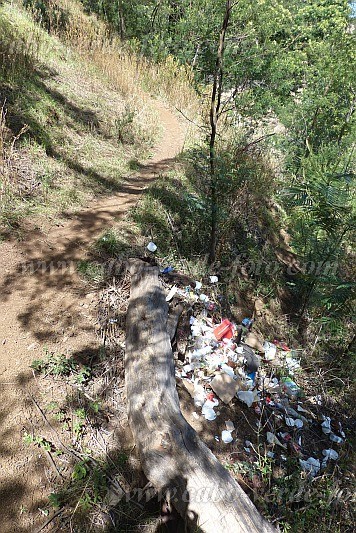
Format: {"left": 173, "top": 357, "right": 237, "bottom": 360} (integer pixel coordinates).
{"left": 31, "top": 349, "right": 91, "bottom": 383}
{"left": 86, "top": 137, "right": 355, "bottom": 532}
{"left": 3, "top": 2, "right": 353, "bottom": 532}
{"left": 0, "top": 0, "right": 198, "bottom": 231}
{"left": 26, "top": 345, "right": 167, "bottom": 532}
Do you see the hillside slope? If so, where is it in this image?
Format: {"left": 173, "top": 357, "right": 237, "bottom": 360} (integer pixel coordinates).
{"left": 0, "top": 2, "right": 353, "bottom": 532}
{"left": 0, "top": 0, "right": 194, "bottom": 233}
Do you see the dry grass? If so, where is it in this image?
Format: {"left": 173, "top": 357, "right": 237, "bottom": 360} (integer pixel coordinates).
{"left": 0, "top": 103, "right": 34, "bottom": 226}
{"left": 0, "top": 0, "right": 199, "bottom": 229}
{"left": 26, "top": 0, "right": 199, "bottom": 116}
{"left": 0, "top": 3, "right": 43, "bottom": 80}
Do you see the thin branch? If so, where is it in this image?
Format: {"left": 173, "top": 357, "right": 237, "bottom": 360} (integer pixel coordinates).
{"left": 175, "top": 106, "right": 208, "bottom": 132}
{"left": 35, "top": 509, "right": 66, "bottom": 533}
{"left": 238, "top": 133, "right": 276, "bottom": 152}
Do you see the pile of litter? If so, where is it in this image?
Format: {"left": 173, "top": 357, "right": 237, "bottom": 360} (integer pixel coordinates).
{"left": 154, "top": 255, "right": 346, "bottom": 479}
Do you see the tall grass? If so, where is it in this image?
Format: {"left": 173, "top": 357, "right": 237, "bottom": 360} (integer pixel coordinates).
{"left": 24, "top": 0, "right": 198, "bottom": 114}
{"left": 65, "top": 0, "right": 197, "bottom": 113}
{"left": 0, "top": 102, "right": 30, "bottom": 227}
{"left": 0, "top": 3, "right": 44, "bottom": 80}
{"left": 0, "top": 0, "right": 198, "bottom": 229}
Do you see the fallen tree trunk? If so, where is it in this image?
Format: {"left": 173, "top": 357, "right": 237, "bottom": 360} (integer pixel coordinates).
{"left": 125, "top": 259, "right": 276, "bottom": 533}
{"left": 166, "top": 301, "right": 185, "bottom": 342}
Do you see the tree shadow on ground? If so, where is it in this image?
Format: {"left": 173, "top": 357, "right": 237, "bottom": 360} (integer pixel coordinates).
{"left": 9, "top": 337, "right": 193, "bottom": 532}
{"left": 0, "top": 152, "right": 180, "bottom": 343}
{"left": 1, "top": 64, "right": 103, "bottom": 147}
{"left": 0, "top": 60, "right": 128, "bottom": 225}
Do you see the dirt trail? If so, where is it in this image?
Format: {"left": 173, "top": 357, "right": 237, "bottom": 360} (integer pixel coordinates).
{"left": 0, "top": 104, "right": 184, "bottom": 531}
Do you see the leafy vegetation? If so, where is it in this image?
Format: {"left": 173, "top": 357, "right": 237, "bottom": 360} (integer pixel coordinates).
{"left": 0, "top": 0, "right": 196, "bottom": 231}
{"left": 76, "top": 3, "right": 354, "bottom": 528}
{"left": 31, "top": 349, "right": 91, "bottom": 383}
{"left": 23, "top": 432, "right": 54, "bottom": 452}
{"left": 1, "top": 0, "right": 355, "bottom": 531}
{"left": 99, "top": 0, "right": 355, "bottom": 362}
{"left": 73, "top": 1, "right": 354, "bottom": 378}
{"left": 77, "top": 259, "right": 104, "bottom": 283}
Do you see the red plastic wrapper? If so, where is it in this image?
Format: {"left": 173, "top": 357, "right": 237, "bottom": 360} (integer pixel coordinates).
{"left": 213, "top": 318, "right": 234, "bottom": 340}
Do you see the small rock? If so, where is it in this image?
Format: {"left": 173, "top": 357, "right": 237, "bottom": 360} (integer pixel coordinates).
{"left": 27, "top": 342, "right": 38, "bottom": 351}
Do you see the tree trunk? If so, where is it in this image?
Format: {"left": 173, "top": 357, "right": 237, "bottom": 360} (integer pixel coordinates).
{"left": 118, "top": 0, "right": 125, "bottom": 40}
{"left": 125, "top": 259, "right": 276, "bottom": 533}
{"left": 208, "top": 1, "right": 231, "bottom": 265}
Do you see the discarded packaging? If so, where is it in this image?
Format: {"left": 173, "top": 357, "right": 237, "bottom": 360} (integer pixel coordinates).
{"left": 220, "top": 363, "right": 235, "bottom": 378}
{"left": 329, "top": 433, "right": 343, "bottom": 444}
{"left": 322, "top": 449, "right": 339, "bottom": 460}
{"left": 201, "top": 405, "right": 217, "bottom": 421}
{"left": 299, "top": 457, "right": 320, "bottom": 477}
{"left": 245, "top": 332, "right": 265, "bottom": 353}
{"left": 221, "top": 430, "right": 233, "bottom": 443}
{"left": 263, "top": 341, "right": 277, "bottom": 361}
{"left": 310, "top": 395, "right": 323, "bottom": 405}
{"left": 297, "top": 404, "right": 308, "bottom": 413}
{"left": 214, "top": 319, "right": 235, "bottom": 341}
{"left": 164, "top": 267, "right": 342, "bottom": 479}
{"left": 321, "top": 417, "right": 331, "bottom": 434}
{"left": 284, "top": 351, "right": 301, "bottom": 373}
{"left": 202, "top": 397, "right": 219, "bottom": 411}
{"left": 166, "top": 285, "right": 177, "bottom": 302}
{"left": 263, "top": 377, "right": 280, "bottom": 392}
{"left": 280, "top": 377, "right": 301, "bottom": 398}
{"left": 236, "top": 390, "right": 255, "bottom": 408}
{"left": 193, "top": 382, "right": 206, "bottom": 407}
{"left": 211, "top": 373, "right": 242, "bottom": 404}
{"left": 147, "top": 241, "right": 157, "bottom": 252}
{"left": 273, "top": 340, "right": 290, "bottom": 351}
{"left": 194, "top": 394, "right": 206, "bottom": 408}
{"left": 242, "top": 345, "right": 260, "bottom": 374}
{"left": 225, "top": 420, "right": 235, "bottom": 432}
{"left": 266, "top": 432, "right": 287, "bottom": 449}
{"left": 242, "top": 318, "right": 253, "bottom": 330}
{"left": 285, "top": 417, "right": 304, "bottom": 428}
{"left": 284, "top": 406, "right": 307, "bottom": 422}
{"left": 161, "top": 266, "right": 174, "bottom": 274}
